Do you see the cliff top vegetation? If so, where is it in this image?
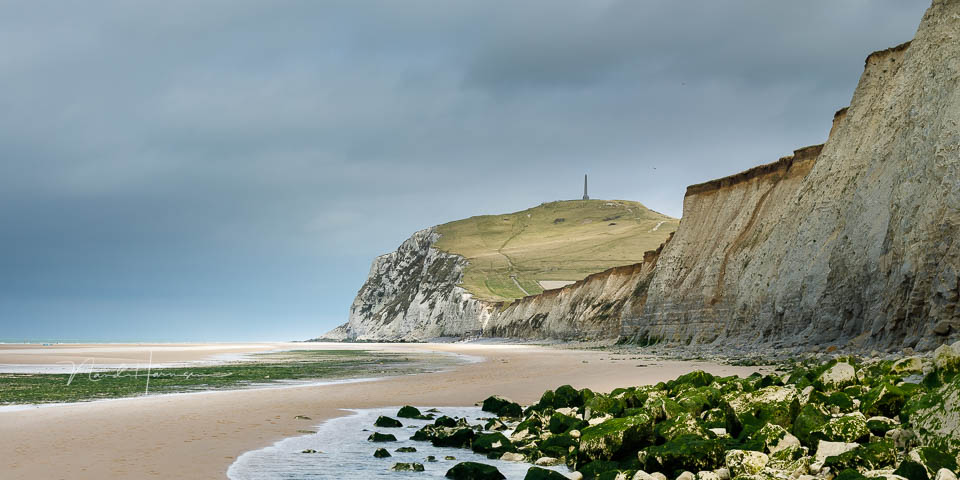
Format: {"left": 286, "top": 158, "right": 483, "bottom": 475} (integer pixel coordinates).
{"left": 433, "top": 199, "right": 677, "bottom": 302}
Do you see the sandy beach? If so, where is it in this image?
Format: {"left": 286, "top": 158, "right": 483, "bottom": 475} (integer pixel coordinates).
{"left": 1, "top": 343, "right": 767, "bottom": 479}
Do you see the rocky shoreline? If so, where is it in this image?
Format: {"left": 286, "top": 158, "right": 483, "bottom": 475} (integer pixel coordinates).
{"left": 359, "top": 343, "right": 960, "bottom": 480}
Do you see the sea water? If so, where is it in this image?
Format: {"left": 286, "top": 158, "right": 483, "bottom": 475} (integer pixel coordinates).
{"left": 227, "top": 406, "right": 571, "bottom": 479}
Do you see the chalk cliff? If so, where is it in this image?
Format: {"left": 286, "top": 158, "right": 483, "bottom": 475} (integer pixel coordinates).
{"left": 323, "top": 0, "right": 959, "bottom": 350}
{"left": 323, "top": 227, "right": 490, "bottom": 341}
{"left": 625, "top": 0, "right": 960, "bottom": 351}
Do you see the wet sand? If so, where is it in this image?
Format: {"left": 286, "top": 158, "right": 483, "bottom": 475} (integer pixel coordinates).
{"left": 1, "top": 343, "right": 768, "bottom": 479}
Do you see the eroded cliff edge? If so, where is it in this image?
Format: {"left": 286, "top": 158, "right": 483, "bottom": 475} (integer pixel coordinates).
{"left": 323, "top": 227, "right": 491, "bottom": 341}
{"left": 324, "top": 0, "right": 959, "bottom": 350}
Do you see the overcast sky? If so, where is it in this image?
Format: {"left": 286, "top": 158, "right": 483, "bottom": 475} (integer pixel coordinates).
{"left": 0, "top": 1, "right": 931, "bottom": 341}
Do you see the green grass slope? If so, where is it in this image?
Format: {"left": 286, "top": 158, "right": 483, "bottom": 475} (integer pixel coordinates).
{"left": 433, "top": 199, "right": 678, "bottom": 303}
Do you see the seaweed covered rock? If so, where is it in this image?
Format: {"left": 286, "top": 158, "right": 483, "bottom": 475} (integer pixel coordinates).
{"left": 445, "top": 461, "right": 506, "bottom": 479}
{"left": 818, "top": 362, "right": 858, "bottom": 392}
{"left": 892, "top": 358, "right": 924, "bottom": 375}
{"left": 793, "top": 404, "right": 831, "bottom": 446}
{"left": 397, "top": 405, "right": 430, "bottom": 419}
{"left": 549, "top": 411, "right": 588, "bottom": 435}
{"left": 579, "top": 414, "right": 654, "bottom": 462}
{"left": 368, "top": 432, "right": 397, "bottom": 442}
{"left": 472, "top": 433, "right": 515, "bottom": 456}
{"left": 374, "top": 416, "right": 402, "bottom": 428}
{"left": 585, "top": 394, "right": 628, "bottom": 420}
{"left": 725, "top": 450, "right": 769, "bottom": 476}
{"left": 810, "top": 412, "right": 870, "bottom": 443}
{"left": 536, "top": 385, "right": 585, "bottom": 411}
{"left": 392, "top": 462, "right": 425, "bottom": 472}
{"left": 866, "top": 416, "right": 898, "bottom": 437}
{"left": 902, "top": 375, "right": 960, "bottom": 455}
{"left": 524, "top": 466, "right": 569, "bottom": 480}
{"left": 933, "top": 344, "right": 960, "bottom": 375}
{"left": 907, "top": 447, "right": 959, "bottom": 478}
{"left": 482, "top": 396, "right": 522, "bottom": 418}
{"left": 575, "top": 460, "right": 620, "bottom": 479}
{"left": 655, "top": 412, "right": 714, "bottom": 443}
{"left": 673, "top": 371, "right": 716, "bottom": 389}
{"left": 538, "top": 432, "right": 578, "bottom": 459}
{"left": 723, "top": 385, "right": 799, "bottom": 438}
{"left": 822, "top": 439, "right": 896, "bottom": 473}
{"left": 751, "top": 423, "right": 801, "bottom": 454}
{"left": 862, "top": 383, "right": 910, "bottom": 418}
{"left": 433, "top": 428, "right": 477, "bottom": 448}
{"left": 374, "top": 447, "right": 391, "bottom": 458}
{"left": 640, "top": 434, "right": 727, "bottom": 477}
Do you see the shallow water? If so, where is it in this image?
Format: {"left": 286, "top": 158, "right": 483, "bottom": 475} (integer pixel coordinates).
{"left": 227, "top": 406, "right": 570, "bottom": 479}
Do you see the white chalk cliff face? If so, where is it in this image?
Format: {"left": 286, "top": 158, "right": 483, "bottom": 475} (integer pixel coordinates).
{"left": 325, "top": 0, "right": 959, "bottom": 350}
{"left": 323, "top": 227, "right": 491, "bottom": 341}
{"left": 626, "top": 0, "right": 960, "bottom": 351}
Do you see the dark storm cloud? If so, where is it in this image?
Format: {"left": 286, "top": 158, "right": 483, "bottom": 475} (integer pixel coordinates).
{"left": 0, "top": 0, "right": 931, "bottom": 340}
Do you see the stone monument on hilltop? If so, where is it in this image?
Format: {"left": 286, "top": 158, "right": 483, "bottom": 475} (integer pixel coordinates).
{"left": 582, "top": 174, "right": 589, "bottom": 200}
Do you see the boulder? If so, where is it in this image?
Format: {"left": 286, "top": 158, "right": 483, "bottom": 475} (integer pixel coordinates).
{"left": 445, "top": 462, "right": 506, "bottom": 480}
{"left": 903, "top": 375, "right": 960, "bottom": 455}
{"left": 534, "top": 457, "right": 563, "bottom": 466}
{"left": 697, "top": 471, "right": 720, "bottom": 480}
{"left": 676, "top": 472, "right": 696, "bottom": 480}
{"left": 812, "top": 440, "right": 859, "bottom": 470}
{"left": 585, "top": 394, "right": 627, "bottom": 420}
{"left": 472, "top": 432, "right": 515, "bottom": 456}
{"left": 397, "top": 405, "right": 429, "bottom": 419}
{"left": 432, "top": 427, "right": 477, "bottom": 448}
{"left": 722, "top": 385, "right": 799, "bottom": 438}
{"left": 434, "top": 416, "right": 459, "bottom": 428}
{"left": 575, "top": 460, "right": 620, "bottom": 479}
{"left": 396, "top": 446, "right": 417, "bottom": 452}
{"left": 641, "top": 434, "right": 727, "bottom": 477}
{"left": 524, "top": 466, "right": 570, "bottom": 480}
{"left": 861, "top": 383, "right": 909, "bottom": 418}
{"left": 539, "top": 433, "right": 578, "bottom": 459}
{"left": 810, "top": 412, "right": 870, "bottom": 443}
{"left": 632, "top": 471, "right": 656, "bottom": 480}
{"left": 392, "top": 462, "right": 425, "bottom": 472}
{"left": 892, "top": 358, "right": 924, "bottom": 375}
{"left": 655, "top": 412, "right": 714, "bottom": 443}
{"left": 752, "top": 423, "right": 801, "bottom": 454}
{"left": 894, "top": 461, "right": 930, "bottom": 480}
{"left": 550, "top": 411, "right": 589, "bottom": 435}
{"left": 933, "top": 344, "right": 960, "bottom": 375}
{"left": 374, "top": 448, "right": 391, "bottom": 458}
{"left": 482, "top": 395, "right": 523, "bottom": 418}
{"left": 368, "top": 432, "right": 397, "bottom": 442}
{"left": 866, "top": 417, "right": 898, "bottom": 437}
{"left": 907, "top": 447, "right": 959, "bottom": 478}
{"left": 579, "top": 414, "right": 654, "bottom": 462}
{"left": 935, "top": 469, "right": 958, "bottom": 480}
{"left": 792, "top": 404, "right": 831, "bottom": 447}
{"left": 818, "top": 363, "right": 858, "bottom": 391}
{"left": 822, "top": 439, "right": 897, "bottom": 473}
{"left": 501, "top": 452, "right": 525, "bottom": 462}
{"left": 724, "top": 450, "right": 768, "bottom": 476}
{"left": 374, "top": 416, "right": 403, "bottom": 428}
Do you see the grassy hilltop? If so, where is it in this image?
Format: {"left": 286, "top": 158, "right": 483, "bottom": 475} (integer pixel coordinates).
{"left": 433, "top": 199, "right": 678, "bottom": 303}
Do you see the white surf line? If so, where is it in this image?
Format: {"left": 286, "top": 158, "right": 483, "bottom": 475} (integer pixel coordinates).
{"left": 651, "top": 220, "right": 666, "bottom": 232}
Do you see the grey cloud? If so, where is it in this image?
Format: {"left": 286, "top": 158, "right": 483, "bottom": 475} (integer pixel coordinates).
{"left": 0, "top": 0, "right": 932, "bottom": 341}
